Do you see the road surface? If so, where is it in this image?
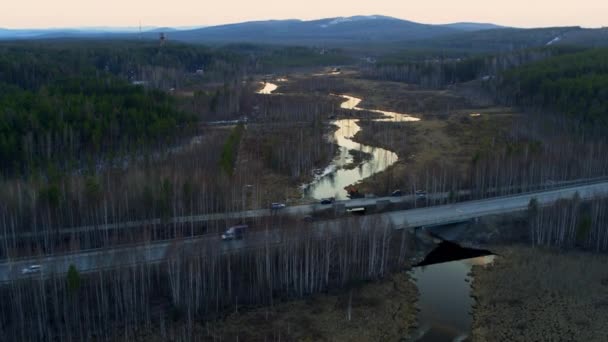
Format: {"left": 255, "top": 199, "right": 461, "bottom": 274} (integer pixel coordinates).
{"left": 2, "top": 181, "right": 608, "bottom": 283}
{"left": 386, "top": 181, "right": 608, "bottom": 228}
{"left": 0, "top": 192, "right": 437, "bottom": 239}
{"left": 6, "top": 176, "right": 607, "bottom": 240}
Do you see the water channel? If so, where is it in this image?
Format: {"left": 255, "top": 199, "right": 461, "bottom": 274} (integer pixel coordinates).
{"left": 258, "top": 81, "right": 419, "bottom": 200}
{"left": 257, "top": 82, "right": 278, "bottom": 94}
{"left": 305, "top": 94, "right": 419, "bottom": 200}
{"left": 258, "top": 80, "right": 490, "bottom": 341}
{"left": 411, "top": 254, "right": 495, "bottom": 341}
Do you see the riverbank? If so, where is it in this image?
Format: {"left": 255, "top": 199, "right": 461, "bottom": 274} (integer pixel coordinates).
{"left": 265, "top": 72, "right": 517, "bottom": 198}
{"left": 343, "top": 149, "right": 373, "bottom": 170}
{"left": 352, "top": 108, "right": 516, "bottom": 195}
{"left": 471, "top": 246, "right": 608, "bottom": 341}
{"left": 196, "top": 273, "right": 418, "bottom": 341}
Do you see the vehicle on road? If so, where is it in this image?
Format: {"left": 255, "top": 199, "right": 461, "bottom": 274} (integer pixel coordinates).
{"left": 302, "top": 215, "right": 315, "bottom": 222}
{"left": 21, "top": 265, "right": 42, "bottom": 275}
{"left": 416, "top": 190, "right": 427, "bottom": 198}
{"left": 271, "top": 203, "right": 286, "bottom": 210}
{"left": 320, "top": 197, "right": 335, "bottom": 205}
{"left": 391, "top": 190, "right": 403, "bottom": 197}
{"left": 221, "top": 225, "right": 248, "bottom": 241}
{"left": 346, "top": 207, "right": 366, "bottom": 215}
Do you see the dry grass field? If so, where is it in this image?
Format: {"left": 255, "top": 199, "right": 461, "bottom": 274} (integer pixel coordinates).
{"left": 471, "top": 246, "right": 608, "bottom": 341}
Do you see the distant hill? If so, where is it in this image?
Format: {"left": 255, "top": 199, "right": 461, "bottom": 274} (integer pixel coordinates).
{"left": 0, "top": 16, "right": 497, "bottom": 43}
{"left": 0, "top": 28, "right": 48, "bottom": 38}
{"left": 557, "top": 28, "right": 608, "bottom": 48}
{"left": 0, "top": 27, "right": 181, "bottom": 39}
{"left": 1, "top": 17, "right": 606, "bottom": 52}
{"left": 440, "top": 22, "right": 506, "bottom": 31}
{"left": 161, "top": 16, "right": 461, "bottom": 44}
{"left": 399, "top": 26, "right": 608, "bottom": 52}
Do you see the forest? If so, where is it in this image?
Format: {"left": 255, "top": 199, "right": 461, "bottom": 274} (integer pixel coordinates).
{"left": 0, "top": 41, "right": 248, "bottom": 176}
{"left": 361, "top": 46, "right": 580, "bottom": 88}
{"left": 498, "top": 48, "right": 608, "bottom": 123}
{"left": 1, "top": 34, "right": 607, "bottom": 341}
{"left": 0, "top": 77, "right": 195, "bottom": 175}
{"left": 0, "top": 40, "right": 349, "bottom": 261}
{"left": 0, "top": 217, "right": 407, "bottom": 341}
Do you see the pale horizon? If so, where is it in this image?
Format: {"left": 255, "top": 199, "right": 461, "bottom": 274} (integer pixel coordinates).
{"left": 3, "top": 0, "right": 607, "bottom": 29}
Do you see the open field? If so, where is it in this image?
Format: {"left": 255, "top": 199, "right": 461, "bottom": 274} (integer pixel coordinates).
{"left": 471, "top": 246, "right": 608, "bottom": 341}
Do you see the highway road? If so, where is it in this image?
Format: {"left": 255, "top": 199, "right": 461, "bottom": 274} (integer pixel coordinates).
{"left": 2, "top": 181, "right": 608, "bottom": 283}
{"left": 0, "top": 191, "right": 439, "bottom": 239}
{"left": 0, "top": 231, "right": 278, "bottom": 283}
{"left": 6, "top": 176, "right": 607, "bottom": 240}
{"left": 0, "top": 216, "right": 381, "bottom": 283}
{"left": 386, "top": 181, "right": 608, "bottom": 228}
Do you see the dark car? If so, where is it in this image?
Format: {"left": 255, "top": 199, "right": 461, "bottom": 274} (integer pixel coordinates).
{"left": 302, "top": 215, "right": 315, "bottom": 222}
{"left": 320, "top": 197, "right": 335, "bottom": 205}
{"left": 271, "top": 202, "right": 286, "bottom": 210}
{"left": 221, "top": 225, "right": 248, "bottom": 241}
{"left": 415, "top": 190, "right": 427, "bottom": 198}
{"left": 391, "top": 190, "right": 403, "bottom": 197}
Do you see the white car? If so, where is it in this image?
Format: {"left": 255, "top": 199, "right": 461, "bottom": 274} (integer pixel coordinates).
{"left": 21, "top": 265, "right": 42, "bottom": 275}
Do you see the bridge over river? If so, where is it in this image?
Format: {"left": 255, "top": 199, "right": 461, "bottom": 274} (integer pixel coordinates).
{"left": 2, "top": 181, "right": 608, "bottom": 283}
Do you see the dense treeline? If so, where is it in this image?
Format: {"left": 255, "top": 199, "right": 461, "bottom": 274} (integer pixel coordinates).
{"left": 528, "top": 196, "right": 608, "bottom": 252}
{"left": 498, "top": 48, "right": 608, "bottom": 123}
{"left": 362, "top": 47, "right": 578, "bottom": 88}
{"left": 0, "top": 53, "right": 343, "bottom": 253}
{"left": 219, "top": 124, "right": 245, "bottom": 175}
{"left": 398, "top": 27, "right": 584, "bottom": 53}
{"left": 258, "top": 46, "right": 352, "bottom": 69}
{"left": 0, "top": 217, "right": 408, "bottom": 341}
{"left": 0, "top": 41, "right": 251, "bottom": 176}
{"left": 0, "top": 128, "right": 248, "bottom": 257}
{"left": 243, "top": 93, "right": 338, "bottom": 183}
{"left": 0, "top": 77, "right": 195, "bottom": 175}
{"left": 0, "top": 41, "right": 245, "bottom": 89}
{"left": 223, "top": 44, "right": 353, "bottom": 71}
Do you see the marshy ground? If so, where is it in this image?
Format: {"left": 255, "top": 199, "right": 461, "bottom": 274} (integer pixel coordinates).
{"left": 471, "top": 246, "right": 608, "bottom": 341}
{"left": 198, "top": 273, "right": 418, "bottom": 341}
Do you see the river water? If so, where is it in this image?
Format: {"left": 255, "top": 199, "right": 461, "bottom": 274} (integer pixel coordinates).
{"left": 410, "top": 255, "right": 495, "bottom": 341}
{"left": 258, "top": 82, "right": 278, "bottom": 94}
{"left": 304, "top": 94, "right": 419, "bottom": 200}
{"left": 257, "top": 81, "right": 419, "bottom": 199}
{"left": 256, "top": 79, "right": 490, "bottom": 340}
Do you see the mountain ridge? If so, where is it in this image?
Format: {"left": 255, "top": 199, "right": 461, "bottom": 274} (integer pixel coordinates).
{"left": 0, "top": 15, "right": 495, "bottom": 41}
{"left": 1, "top": 16, "right": 606, "bottom": 50}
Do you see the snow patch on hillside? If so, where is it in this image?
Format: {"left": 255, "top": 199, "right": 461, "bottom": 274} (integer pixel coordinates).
{"left": 546, "top": 36, "right": 562, "bottom": 46}
{"left": 320, "top": 16, "right": 380, "bottom": 28}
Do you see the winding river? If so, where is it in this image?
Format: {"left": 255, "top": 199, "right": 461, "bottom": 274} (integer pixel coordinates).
{"left": 257, "top": 79, "right": 491, "bottom": 340}
{"left": 305, "top": 95, "right": 419, "bottom": 200}
{"left": 257, "top": 80, "right": 419, "bottom": 199}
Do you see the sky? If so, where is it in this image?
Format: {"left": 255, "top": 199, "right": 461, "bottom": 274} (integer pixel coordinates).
{"left": 3, "top": 0, "right": 607, "bottom": 29}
